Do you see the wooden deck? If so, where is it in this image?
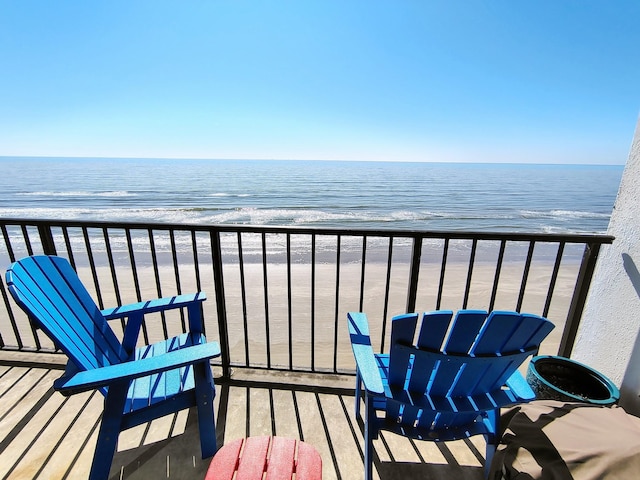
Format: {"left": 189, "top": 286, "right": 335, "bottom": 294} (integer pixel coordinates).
{"left": 0, "top": 353, "right": 487, "bottom": 480}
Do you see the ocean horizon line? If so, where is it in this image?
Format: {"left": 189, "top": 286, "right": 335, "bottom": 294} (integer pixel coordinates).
{"left": 0, "top": 155, "right": 626, "bottom": 168}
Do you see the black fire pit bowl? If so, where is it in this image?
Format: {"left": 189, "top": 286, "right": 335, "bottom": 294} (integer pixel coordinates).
{"left": 526, "top": 355, "right": 619, "bottom": 406}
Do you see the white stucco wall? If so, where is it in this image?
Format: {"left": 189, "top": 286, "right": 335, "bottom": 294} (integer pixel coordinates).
{"left": 573, "top": 117, "right": 640, "bottom": 416}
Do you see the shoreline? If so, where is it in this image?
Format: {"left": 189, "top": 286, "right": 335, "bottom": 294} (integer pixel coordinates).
{"left": 53, "top": 235, "right": 585, "bottom": 272}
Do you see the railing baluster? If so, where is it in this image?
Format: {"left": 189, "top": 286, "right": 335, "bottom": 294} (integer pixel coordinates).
{"left": 125, "top": 228, "right": 142, "bottom": 302}
{"left": 237, "top": 232, "right": 249, "bottom": 367}
{"left": 82, "top": 227, "right": 103, "bottom": 309}
{"left": 261, "top": 232, "right": 271, "bottom": 369}
{"left": 333, "top": 235, "right": 342, "bottom": 373}
{"left": 1, "top": 225, "right": 16, "bottom": 263}
{"left": 359, "top": 236, "right": 367, "bottom": 312}
{"left": 169, "top": 229, "right": 186, "bottom": 333}
{"left": 148, "top": 229, "right": 167, "bottom": 341}
{"left": 211, "top": 231, "right": 231, "bottom": 378}
{"left": 103, "top": 228, "right": 121, "bottom": 305}
{"left": 38, "top": 224, "right": 57, "bottom": 255}
{"left": 287, "top": 233, "right": 293, "bottom": 370}
{"left": 489, "top": 240, "right": 507, "bottom": 311}
{"left": 311, "top": 234, "right": 316, "bottom": 372}
{"left": 380, "top": 237, "right": 394, "bottom": 353}
{"left": 516, "top": 241, "right": 536, "bottom": 312}
{"left": 19, "top": 225, "right": 33, "bottom": 257}
{"left": 544, "top": 242, "right": 565, "bottom": 318}
{"left": 62, "top": 227, "right": 76, "bottom": 269}
{"left": 103, "top": 227, "right": 124, "bottom": 332}
{"left": 436, "top": 238, "right": 449, "bottom": 310}
{"left": 192, "top": 230, "right": 202, "bottom": 291}
{"left": 21, "top": 225, "right": 34, "bottom": 256}
{"left": 559, "top": 241, "right": 603, "bottom": 357}
{"left": 0, "top": 225, "right": 21, "bottom": 349}
{"left": 462, "top": 239, "right": 478, "bottom": 309}
{"left": 406, "top": 235, "right": 423, "bottom": 314}
{"left": 0, "top": 275, "right": 22, "bottom": 349}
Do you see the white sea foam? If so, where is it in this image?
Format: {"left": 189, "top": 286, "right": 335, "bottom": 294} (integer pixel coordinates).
{"left": 207, "top": 193, "right": 252, "bottom": 197}
{"left": 521, "top": 210, "right": 610, "bottom": 219}
{"left": 1, "top": 159, "right": 621, "bottom": 236}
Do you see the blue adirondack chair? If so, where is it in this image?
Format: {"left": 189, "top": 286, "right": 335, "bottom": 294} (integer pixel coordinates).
{"left": 5, "top": 255, "right": 221, "bottom": 480}
{"left": 348, "top": 309, "right": 554, "bottom": 480}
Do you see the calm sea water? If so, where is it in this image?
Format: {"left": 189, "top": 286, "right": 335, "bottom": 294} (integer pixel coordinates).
{"left": 0, "top": 157, "right": 622, "bottom": 234}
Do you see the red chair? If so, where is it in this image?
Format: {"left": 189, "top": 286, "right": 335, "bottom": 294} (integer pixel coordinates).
{"left": 205, "top": 436, "right": 321, "bottom": 480}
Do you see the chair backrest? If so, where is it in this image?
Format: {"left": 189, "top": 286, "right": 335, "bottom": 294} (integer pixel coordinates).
{"left": 389, "top": 310, "right": 554, "bottom": 396}
{"left": 385, "top": 310, "right": 554, "bottom": 432}
{"left": 5, "top": 255, "right": 127, "bottom": 371}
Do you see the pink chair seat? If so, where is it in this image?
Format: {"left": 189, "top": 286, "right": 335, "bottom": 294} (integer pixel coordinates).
{"left": 205, "top": 436, "right": 322, "bottom": 480}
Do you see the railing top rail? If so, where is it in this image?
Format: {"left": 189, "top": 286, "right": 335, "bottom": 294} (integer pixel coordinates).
{"left": 0, "top": 218, "right": 615, "bottom": 245}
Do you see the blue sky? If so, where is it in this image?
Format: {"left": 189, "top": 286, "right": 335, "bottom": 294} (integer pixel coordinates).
{"left": 0, "top": 1, "right": 638, "bottom": 164}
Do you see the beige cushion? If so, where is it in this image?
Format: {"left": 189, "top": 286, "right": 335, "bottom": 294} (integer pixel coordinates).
{"left": 489, "top": 400, "right": 640, "bottom": 480}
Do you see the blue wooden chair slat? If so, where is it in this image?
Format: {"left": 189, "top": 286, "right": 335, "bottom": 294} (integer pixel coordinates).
{"left": 470, "top": 358, "right": 517, "bottom": 396}
{"left": 147, "top": 338, "right": 174, "bottom": 406}
{"left": 9, "top": 275, "right": 108, "bottom": 371}
{"left": 472, "top": 311, "right": 524, "bottom": 354}
{"left": 448, "top": 360, "right": 497, "bottom": 398}
{"left": 443, "top": 310, "right": 489, "bottom": 353}
{"left": 417, "top": 310, "right": 453, "bottom": 350}
{"left": 521, "top": 313, "right": 556, "bottom": 350}
{"left": 415, "top": 407, "right": 439, "bottom": 431}
{"left": 348, "top": 309, "right": 554, "bottom": 480}
{"left": 5, "top": 256, "right": 221, "bottom": 480}
{"left": 36, "top": 257, "right": 124, "bottom": 357}
{"left": 407, "top": 348, "right": 440, "bottom": 394}
{"left": 449, "top": 312, "right": 525, "bottom": 397}
{"left": 408, "top": 311, "right": 453, "bottom": 393}
{"left": 388, "top": 313, "right": 418, "bottom": 387}
{"left": 9, "top": 258, "right": 124, "bottom": 367}
{"left": 126, "top": 333, "right": 200, "bottom": 411}
{"left": 6, "top": 263, "right": 92, "bottom": 358}
{"left": 484, "top": 349, "right": 538, "bottom": 392}
{"left": 412, "top": 311, "right": 485, "bottom": 397}
{"left": 500, "top": 315, "right": 540, "bottom": 351}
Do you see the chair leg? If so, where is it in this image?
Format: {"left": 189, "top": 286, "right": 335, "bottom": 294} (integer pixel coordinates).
{"left": 484, "top": 442, "right": 496, "bottom": 479}
{"left": 90, "top": 383, "right": 129, "bottom": 480}
{"left": 364, "top": 395, "right": 375, "bottom": 480}
{"left": 355, "top": 368, "right": 362, "bottom": 418}
{"left": 194, "top": 361, "right": 217, "bottom": 458}
{"left": 483, "top": 408, "right": 500, "bottom": 479}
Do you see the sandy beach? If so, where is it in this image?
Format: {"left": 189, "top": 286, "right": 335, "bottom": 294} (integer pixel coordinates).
{"left": 0, "top": 258, "right": 574, "bottom": 371}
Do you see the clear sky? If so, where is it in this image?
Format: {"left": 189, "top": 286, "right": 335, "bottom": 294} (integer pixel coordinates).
{"left": 0, "top": 1, "right": 638, "bottom": 164}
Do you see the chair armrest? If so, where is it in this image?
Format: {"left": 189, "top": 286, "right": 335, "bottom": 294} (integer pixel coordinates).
{"left": 101, "top": 292, "right": 207, "bottom": 319}
{"left": 348, "top": 312, "right": 384, "bottom": 395}
{"left": 505, "top": 369, "right": 536, "bottom": 401}
{"left": 54, "top": 340, "right": 221, "bottom": 395}
{"left": 102, "top": 292, "right": 207, "bottom": 354}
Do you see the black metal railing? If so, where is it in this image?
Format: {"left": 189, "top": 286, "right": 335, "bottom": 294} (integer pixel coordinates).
{"left": 0, "top": 218, "right": 614, "bottom": 378}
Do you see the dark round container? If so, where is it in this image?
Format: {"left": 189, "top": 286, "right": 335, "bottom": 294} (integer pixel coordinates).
{"left": 526, "top": 355, "right": 619, "bottom": 406}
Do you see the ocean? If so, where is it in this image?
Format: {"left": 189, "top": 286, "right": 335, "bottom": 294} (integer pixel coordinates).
{"left": 0, "top": 157, "right": 623, "bottom": 234}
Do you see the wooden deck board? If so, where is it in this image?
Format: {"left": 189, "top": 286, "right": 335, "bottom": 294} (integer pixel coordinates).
{"left": 0, "top": 362, "right": 486, "bottom": 479}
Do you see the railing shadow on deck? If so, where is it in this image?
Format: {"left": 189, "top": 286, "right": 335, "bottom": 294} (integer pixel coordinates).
{"left": 0, "top": 358, "right": 489, "bottom": 479}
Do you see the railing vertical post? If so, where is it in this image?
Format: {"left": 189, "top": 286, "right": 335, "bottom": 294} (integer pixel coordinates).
{"left": 406, "top": 236, "right": 423, "bottom": 313}
{"left": 210, "top": 230, "right": 231, "bottom": 379}
{"left": 38, "top": 224, "right": 57, "bottom": 255}
{"left": 558, "top": 242, "right": 603, "bottom": 357}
